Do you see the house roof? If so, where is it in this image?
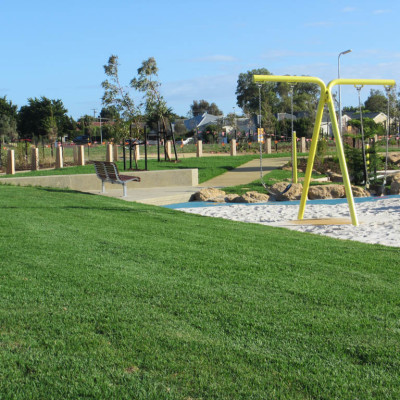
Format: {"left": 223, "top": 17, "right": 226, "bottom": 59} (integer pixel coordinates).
{"left": 343, "top": 111, "right": 387, "bottom": 120}
{"left": 184, "top": 112, "right": 221, "bottom": 130}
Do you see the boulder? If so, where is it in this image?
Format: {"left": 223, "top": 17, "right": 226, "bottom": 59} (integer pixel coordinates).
{"left": 269, "top": 182, "right": 303, "bottom": 201}
{"left": 308, "top": 185, "right": 345, "bottom": 199}
{"left": 390, "top": 172, "right": 400, "bottom": 194}
{"left": 351, "top": 186, "right": 370, "bottom": 197}
{"left": 308, "top": 184, "right": 369, "bottom": 199}
{"left": 191, "top": 188, "right": 226, "bottom": 202}
{"left": 235, "top": 191, "right": 270, "bottom": 203}
{"left": 388, "top": 153, "right": 400, "bottom": 165}
{"left": 225, "top": 194, "right": 241, "bottom": 202}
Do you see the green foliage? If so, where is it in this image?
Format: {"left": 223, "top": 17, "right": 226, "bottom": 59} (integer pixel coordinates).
{"left": 347, "top": 117, "right": 385, "bottom": 138}
{"left": 101, "top": 55, "right": 144, "bottom": 142}
{"left": 190, "top": 99, "right": 223, "bottom": 116}
{"left": 316, "top": 138, "right": 328, "bottom": 163}
{"left": 100, "top": 105, "right": 120, "bottom": 120}
{"left": 130, "top": 57, "right": 171, "bottom": 128}
{"left": 17, "top": 97, "right": 69, "bottom": 140}
{"left": 364, "top": 89, "right": 388, "bottom": 113}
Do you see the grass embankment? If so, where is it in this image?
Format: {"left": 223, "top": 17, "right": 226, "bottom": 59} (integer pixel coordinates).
{"left": 0, "top": 185, "right": 399, "bottom": 399}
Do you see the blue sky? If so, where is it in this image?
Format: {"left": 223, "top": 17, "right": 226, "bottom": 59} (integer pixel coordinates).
{"left": 1, "top": 0, "right": 399, "bottom": 119}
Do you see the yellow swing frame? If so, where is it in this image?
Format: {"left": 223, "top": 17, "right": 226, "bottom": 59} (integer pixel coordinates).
{"left": 253, "top": 75, "right": 396, "bottom": 226}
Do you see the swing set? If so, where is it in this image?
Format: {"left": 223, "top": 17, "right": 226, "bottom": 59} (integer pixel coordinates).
{"left": 253, "top": 75, "right": 396, "bottom": 226}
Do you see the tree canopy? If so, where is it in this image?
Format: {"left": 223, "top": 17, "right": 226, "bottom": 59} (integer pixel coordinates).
{"left": 363, "top": 89, "right": 388, "bottom": 113}
{"left": 17, "top": 97, "right": 69, "bottom": 140}
{"left": 190, "top": 100, "right": 223, "bottom": 116}
{"left": 0, "top": 96, "right": 18, "bottom": 141}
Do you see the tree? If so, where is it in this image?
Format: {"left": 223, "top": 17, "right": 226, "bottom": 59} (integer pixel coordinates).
{"left": 130, "top": 57, "right": 172, "bottom": 128}
{"left": 0, "top": 96, "right": 18, "bottom": 142}
{"left": 17, "top": 97, "right": 69, "bottom": 141}
{"left": 364, "top": 89, "right": 388, "bottom": 113}
{"left": 100, "top": 105, "right": 120, "bottom": 120}
{"left": 101, "top": 55, "right": 144, "bottom": 142}
{"left": 190, "top": 100, "right": 223, "bottom": 116}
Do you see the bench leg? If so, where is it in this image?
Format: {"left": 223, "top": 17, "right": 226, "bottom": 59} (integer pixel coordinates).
{"left": 123, "top": 183, "right": 127, "bottom": 197}
{"left": 102, "top": 181, "right": 105, "bottom": 193}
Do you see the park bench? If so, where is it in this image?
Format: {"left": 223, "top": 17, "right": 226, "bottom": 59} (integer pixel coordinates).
{"left": 93, "top": 161, "right": 141, "bottom": 197}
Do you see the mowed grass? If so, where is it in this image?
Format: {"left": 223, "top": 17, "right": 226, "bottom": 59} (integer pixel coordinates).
{"left": 0, "top": 185, "right": 399, "bottom": 399}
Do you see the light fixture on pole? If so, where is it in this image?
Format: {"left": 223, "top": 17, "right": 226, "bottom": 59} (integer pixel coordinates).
{"left": 338, "top": 49, "right": 352, "bottom": 136}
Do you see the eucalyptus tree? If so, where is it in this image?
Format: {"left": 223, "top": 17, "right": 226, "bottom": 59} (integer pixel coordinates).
{"left": 130, "top": 57, "right": 171, "bottom": 131}
{"left": 101, "top": 55, "right": 144, "bottom": 142}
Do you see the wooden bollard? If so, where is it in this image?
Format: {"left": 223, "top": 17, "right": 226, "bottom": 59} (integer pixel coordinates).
{"left": 55, "top": 146, "right": 63, "bottom": 169}
{"left": 77, "top": 145, "right": 85, "bottom": 166}
{"left": 73, "top": 146, "right": 78, "bottom": 164}
{"left": 6, "top": 149, "right": 15, "bottom": 175}
{"left": 230, "top": 139, "right": 237, "bottom": 156}
{"left": 300, "top": 137, "right": 306, "bottom": 153}
{"left": 265, "top": 138, "right": 271, "bottom": 154}
{"left": 196, "top": 140, "right": 203, "bottom": 157}
{"left": 106, "top": 143, "right": 113, "bottom": 162}
{"left": 31, "top": 147, "right": 39, "bottom": 171}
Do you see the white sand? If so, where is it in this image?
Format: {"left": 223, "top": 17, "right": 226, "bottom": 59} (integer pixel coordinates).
{"left": 178, "top": 198, "right": 400, "bottom": 248}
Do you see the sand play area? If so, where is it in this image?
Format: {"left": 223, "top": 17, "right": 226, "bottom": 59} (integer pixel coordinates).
{"left": 177, "top": 196, "right": 400, "bottom": 248}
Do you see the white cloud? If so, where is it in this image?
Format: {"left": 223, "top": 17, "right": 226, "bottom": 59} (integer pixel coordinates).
{"left": 373, "top": 9, "right": 391, "bottom": 14}
{"left": 342, "top": 7, "right": 356, "bottom": 12}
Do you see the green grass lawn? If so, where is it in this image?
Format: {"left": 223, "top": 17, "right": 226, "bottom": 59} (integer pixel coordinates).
{"left": 0, "top": 185, "right": 399, "bottom": 399}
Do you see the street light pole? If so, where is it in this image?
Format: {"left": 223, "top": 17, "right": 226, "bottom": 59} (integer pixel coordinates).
{"left": 338, "top": 49, "right": 352, "bottom": 136}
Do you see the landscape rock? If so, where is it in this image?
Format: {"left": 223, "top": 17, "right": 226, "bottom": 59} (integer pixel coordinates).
{"left": 191, "top": 188, "right": 226, "bottom": 202}
{"left": 390, "top": 172, "right": 400, "bottom": 194}
{"left": 269, "top": 182, "right": 303, "bottom": 201}
{"left": 388, "top": 153, "right": 400, "bottom": 165}
{"left": 235, "top": 191, "right": 270, "bottom": 203}
{"left": 308, "top": 184, "right": 345, "bottom": 200}
{"left": 351, "top": 186, "right": 370, "bottom": 197}
{"left": 225, "top": 194, "right": 241, "bottom": 202}
{"left": 308, "top": 184, "right": 370, "bottom": 199}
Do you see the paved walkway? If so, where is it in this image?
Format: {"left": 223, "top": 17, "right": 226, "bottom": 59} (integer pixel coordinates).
{"left": 90, "top": 156, "right": 291, "bottom": 205}
{"left": 201, "top": 156, "right": 291, "bottom": 188}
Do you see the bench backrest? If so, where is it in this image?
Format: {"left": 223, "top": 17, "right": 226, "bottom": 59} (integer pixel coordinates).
{"left": 93, "top": 161, "right": 121, "bottom": 182}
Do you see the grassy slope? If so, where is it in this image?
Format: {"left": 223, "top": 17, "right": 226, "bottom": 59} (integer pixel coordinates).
{"left": 0, "top": 185, "right": 399, "bottom": 399}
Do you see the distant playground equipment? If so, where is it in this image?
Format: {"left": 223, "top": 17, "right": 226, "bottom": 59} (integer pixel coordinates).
{"left": 253, "top": 75, "right": 396, "bottom": 226}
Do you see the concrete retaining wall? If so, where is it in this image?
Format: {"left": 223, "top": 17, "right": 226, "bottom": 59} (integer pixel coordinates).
{"left": 0, "top": 169, "right": 198, "bottom": 191}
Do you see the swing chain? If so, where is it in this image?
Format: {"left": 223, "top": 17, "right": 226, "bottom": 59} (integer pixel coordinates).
{"left": 383, "top": 85, "right": 393, "bottom": 187}
{"left": 257, "top": 84, "right": 268, "bottom": 189}
{"left": 355, "top": 85, "right": 369, "bottom": 188}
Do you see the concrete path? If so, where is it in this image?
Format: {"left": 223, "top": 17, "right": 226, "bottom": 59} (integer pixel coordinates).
{"left": 89, "top": 156, "right": 291, "bottom": 205}
{"left": 201, "top": 156, "right": 291, "bottom": 188}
